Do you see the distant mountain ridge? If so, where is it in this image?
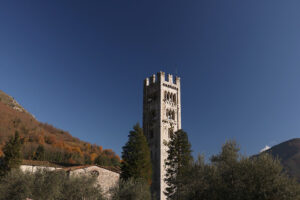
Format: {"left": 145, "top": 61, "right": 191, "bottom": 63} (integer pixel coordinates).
{"left": 0, "top": 89, "right": 120, "bottom": 167}
{"left": 264, "top": 138, "right": 300, "bottom": 181}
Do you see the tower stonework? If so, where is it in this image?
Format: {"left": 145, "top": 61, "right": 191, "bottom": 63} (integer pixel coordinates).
{"left": 143, "top": 72, "right": 181, "bottom": 200}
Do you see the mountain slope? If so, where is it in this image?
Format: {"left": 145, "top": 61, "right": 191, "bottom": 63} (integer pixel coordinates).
{"left": 264, "top": 138, "right": 300, "bottom": 181}
{"left": 0, "top": 90, "right": 31, "bottom": 115}
{"left": 0, "top": 89, "right": 120, "bottom": 167}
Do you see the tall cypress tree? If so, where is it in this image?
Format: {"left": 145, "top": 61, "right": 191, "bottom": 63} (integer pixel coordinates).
{"left": 121, "top": 123, "right": 152, "bottom": 184}
{"left": 164, "top": 129, "right": 193, "bottom": 200}
{"left": 0, "top": 131, "right": 23, "bottom": 176}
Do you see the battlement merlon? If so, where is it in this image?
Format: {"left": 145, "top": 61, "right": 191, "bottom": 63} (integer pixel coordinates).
{"left": 144, "top": 78, "right": 149, "bottom": 86}
{"left": 175, "top": 76, "right": 180, "bottom": 86}
{"left": 151, "top": 74, "right": 156, "bottom": 84}
{"left": 157, "top": 71, "right": 165, "bottom": 82}
{"left": 167, "top": 74, "right": 172, "bottom": 83}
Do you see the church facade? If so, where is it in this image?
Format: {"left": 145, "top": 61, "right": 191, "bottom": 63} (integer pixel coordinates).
{"left": 143, "top": 71, "right": 181, "bottom": 200}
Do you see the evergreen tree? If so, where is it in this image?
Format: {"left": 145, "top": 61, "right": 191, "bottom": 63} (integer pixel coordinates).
{"left": 94, "top": 155, "right": 111, "bottom": 166}
{"left": 0, "top": 131, "right": 23, "bottom": 176}
{"left": 121, "top": 123, "right": 152, "bottom": 184}
{"left": 34, "top": 145, "right": 45, "bottom": 161}
{"left": 164, "top": 129, "right": 193, "bottom": 200}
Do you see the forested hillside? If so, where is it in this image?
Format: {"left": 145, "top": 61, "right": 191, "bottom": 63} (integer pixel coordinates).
{"left": 0, "top": 90, "right": 120, "bottom": 167}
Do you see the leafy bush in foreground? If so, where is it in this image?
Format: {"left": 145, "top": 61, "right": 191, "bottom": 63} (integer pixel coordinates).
{"left": 179, "top": 141, "right": 300, "bottom": 200}
{"left": 0, "top": 169, "right": 104, "bottom": 200}
{"left": 110, "top": 178, "right": 151, "bottom": 200}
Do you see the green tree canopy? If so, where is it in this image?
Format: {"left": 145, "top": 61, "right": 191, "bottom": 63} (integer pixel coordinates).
{"left": 110, "top": 178, "right": 151, "bottom": 200}
{"left": 181, "top": 141, "right": 300, "bottom": 200}
{"left": 0, "top": 131, "right": 23, "bottom": 176}
{"left": 120, "top": 123, "right": 152, "bottom": 184}
{"left": 0, "top": 169, "right": 105, "bottom": 200}
{"left": 164, "top": 129, "right": 193, "bottom": 200}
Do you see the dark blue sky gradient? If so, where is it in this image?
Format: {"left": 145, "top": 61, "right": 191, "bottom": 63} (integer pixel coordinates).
{"left": 1, "top": 1, "right": 300, "bottom": 158}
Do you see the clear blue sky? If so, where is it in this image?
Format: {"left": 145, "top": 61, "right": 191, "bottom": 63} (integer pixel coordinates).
{"left": 1, "top": 1, "right": 300, "bottom": 158}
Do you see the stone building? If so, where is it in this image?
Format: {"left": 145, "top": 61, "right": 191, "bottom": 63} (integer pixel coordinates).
{"left": 66, "top": 165, "right": 120, "bottom": 198}
{"left": 143, "top": 71, "right": 181, "bottom": 200}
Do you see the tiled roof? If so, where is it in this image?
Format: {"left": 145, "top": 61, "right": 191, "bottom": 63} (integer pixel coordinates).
{"left": 64, "top": 165, "right": 120, "bottom": 173}
{"left": 22, "top": 160, "right": 63, "bottom": 168}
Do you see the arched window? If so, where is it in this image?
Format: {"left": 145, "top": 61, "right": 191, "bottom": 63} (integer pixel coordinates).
{"left": 167, "top": 109, "right": 172, "bottom": 119}
{"left": 166, "top": 109, "right": 175, "bottom": 120}
{"left": 173, "top": 94, "right": 176, "bottom": 103}
{"left": 164, "top": 91, "right": 167, "bottom": 100}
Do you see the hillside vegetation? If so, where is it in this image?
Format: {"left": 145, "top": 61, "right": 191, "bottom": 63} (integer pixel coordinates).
{"left": 0, "top": 90, "right": 120, "bottom": 167}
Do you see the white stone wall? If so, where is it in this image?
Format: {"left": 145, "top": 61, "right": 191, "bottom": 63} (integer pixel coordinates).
{"left": 70, "top": 166, "right": 120, "bottom": 199}
{"left": 20, "top": 165, "right": 62, "bottom": 173}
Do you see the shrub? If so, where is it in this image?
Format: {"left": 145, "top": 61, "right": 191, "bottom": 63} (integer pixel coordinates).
{"left": 110, "top": 178, "right": 151, "bottom": 200}
{"left": 181, "top": 141, "right": 300, "bottom": 200}
{"left": 0, "top": 169, "right": 104, "bottom": 200}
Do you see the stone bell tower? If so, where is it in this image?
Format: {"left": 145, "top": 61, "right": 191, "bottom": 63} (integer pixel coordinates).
{"left": 143, "top": 71, "right": 181, "bottom": 200}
